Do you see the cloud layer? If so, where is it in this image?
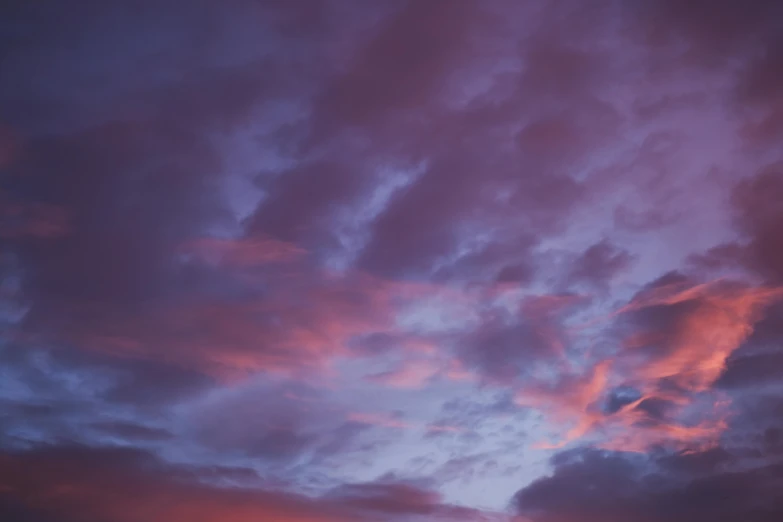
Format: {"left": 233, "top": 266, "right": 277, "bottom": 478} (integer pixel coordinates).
{"left": 2, "top": 1, "right": 783, "bottom": 520}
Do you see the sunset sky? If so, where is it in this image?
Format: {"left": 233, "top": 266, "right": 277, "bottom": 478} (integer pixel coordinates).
{"left": 2, "top": 1, "right": 783, "bottom": 521}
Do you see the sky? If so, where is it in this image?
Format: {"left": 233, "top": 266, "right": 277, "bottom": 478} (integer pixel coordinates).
{"left": 1, "top": 1, "right": 783, "bottom": 521}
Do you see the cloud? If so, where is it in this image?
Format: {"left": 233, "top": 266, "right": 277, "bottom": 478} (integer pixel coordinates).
{"left": 564, "top": 240, "right": 635, "bottom": 291}
{"left": 0, "top": 444, "right": 503, "bottom": 522}
{"left": 732, "top": 166, "right": 783, "bottom": 282}
{"left": 514, "top": 445, "right": 783, "bottom": 522}
{"left": 617, "top": 278, "right": 782, "bottom": 393}
{"left": 181, "top": 379, "right": 372, "bottom": 464}
{"left": 510, "top": 278, "right": 783, "bottom": 452}
{"left": 458, "top": 293, "right": 586, "bottom": 384}
{"left": 3, "top": 0, "right": 783, "bottom": 518}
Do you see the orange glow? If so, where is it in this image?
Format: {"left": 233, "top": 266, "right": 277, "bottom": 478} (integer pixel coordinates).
{"left": 629, "top": 283, "right": 783, "bottom": 393}
{"left": 519, "top": 281, "right": 783, "bottom": 451}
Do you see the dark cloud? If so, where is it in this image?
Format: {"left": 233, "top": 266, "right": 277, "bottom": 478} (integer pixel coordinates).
{"left": 686, "top": 242, "right": 747, "bottom": 275}
{"left": 732, "top": 165, "right": 783, "bottom": 282}
{"left": 634, "top": 0, "right": 783, "bottom": 148}
{"left": 515, "top": 447, "right": 783, "bottom": 522}
{"left": 247, "top": 159, "right": 373, "bottom": 250}
{"left": 246, "top": 0, "right": 613, "bottom": 280}
{"left": 714, "top": 299, "right": 783, "bottom": 391}
{"left": 565, "top": 239, "right": 634, "bottom": 290}
{"left": 457, "top": 294, "right": 584, "bottom": 383}
{"left": 1, "top": 0, "right": 322, "bottom": 382}
{"left": 717, "top": 351, "right": 783, "bottom": 389}
{"left": 0, "top": 444, "right": 343, "bottom": 522}
{"left": 0, "top": 444, "right": 489, "bottom": 522}
{"left": 312, "top": 0, "right": 487, "bottom": 131}
{"left": 635, "top": 0, "right": 783, "bottom": 64}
